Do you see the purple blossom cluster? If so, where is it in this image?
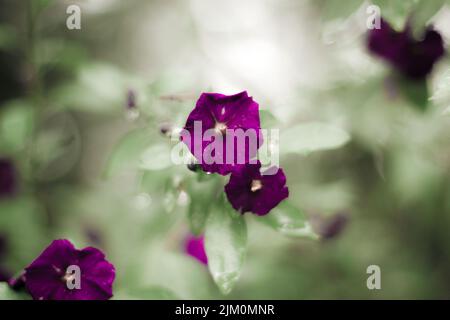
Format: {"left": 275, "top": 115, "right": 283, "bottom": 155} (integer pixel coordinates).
{"left": 183, "top": 91, "right": 289, "bottom": 217}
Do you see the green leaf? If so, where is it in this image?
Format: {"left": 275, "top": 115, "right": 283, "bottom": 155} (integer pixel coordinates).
{"left": 104, "top": 128, "right": 153, "bottom": 177}
{"left": 0, "top": 100, "right": 34, "bottom": 153}
{"left": 205, "top": 205, "right": 247, "bottom": 295}
{"left": 321, "top": 0, "right": 363, "bottom": 21}
{"left": 259, "top": 109, "right": 278, "bottom": 128}
{"left": 0, "top": 283, "right": 30, "bottom": 300}
{"left": 398, "top": 77, "right": 429, "bottom": 111}
{"left": 258, "top": 201, "right": 319, "bottom": 240}
{"left": 0, "top": 197, "right": 48, "bottom": 270}
{"left": 442, "top": 106, "right": 450, "bottom": 116}
{"left": 280, "top": 122, "right": 350, "bottom": 155}
{"left": 31, "top": 112, "right": 81, "bottom": 182}
{"left": 139, "top": 144, "right": 173, "bottom": 171}
{"left": 187, "top": 178, "right": 219, "bottom": 235}
{"left": 0, "top": 24, "right": 17, "bottom": 50}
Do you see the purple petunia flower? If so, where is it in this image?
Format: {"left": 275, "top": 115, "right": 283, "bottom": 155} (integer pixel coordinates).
{"left": 0, "top": 158, "right": 16, "bottom": 198}
{"left": 182, "top": 91, "right": 262, "bottom": 175}
{"left": 224, "top": 161, "right": 289, "bottom": 216}
{"left": 184, "top": 234, "right": 208, "bottom": 265}
{"left": 24, "top": 239, "right": 115, "bottom": 300}
{"left": 367, "top": 19, "right": 445, "bottom": 79}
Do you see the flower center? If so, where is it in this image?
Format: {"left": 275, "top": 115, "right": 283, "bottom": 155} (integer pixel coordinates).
{"left": 62, "top": 272, "right": 76, "bottom": 284}
{"left": 250, "top": 179, "right": 263, "bottom": 192}
{"left": 214, "top": 122, "right": 227, "bottom": 135}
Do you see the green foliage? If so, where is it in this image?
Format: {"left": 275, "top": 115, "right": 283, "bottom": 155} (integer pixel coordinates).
{"left": 0, "top": 100, "right": 34, "bottom": 154}
{"left": 0, "top": 197, "right": 48, "bottom": 271}
{"left": 321, "top": 0, "right": 363, "bottom": 21}
{"left": 397, "top": 77, "right": 429, "bottom": 111}
{"left": 104, "top": 128, "right": 155, "bottom": 177}
{"left": 186, "top": 176, "right": 221, "bottom": 236}
{"left": 280, "top": 122, "right": 350, "bottom": 155}
{"left": 205, "top": 203, "right": 248, "bottom": 295}
{"left": 139, "top": 144, "right": 174, "bottom": 171}
{"left": 258, "top": 201, "right": 318, "bottom": 240}
{"left": 0, "top": 283, "right": 30, "bottom": 300}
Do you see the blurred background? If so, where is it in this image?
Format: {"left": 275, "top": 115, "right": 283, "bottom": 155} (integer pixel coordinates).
{"left": 0, "top": 0, "right": 450, "bottom": 299}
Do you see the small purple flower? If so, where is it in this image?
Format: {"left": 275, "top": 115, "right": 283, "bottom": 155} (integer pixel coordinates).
{"left": 184, "top": 234, "right": 208, "bottom": 265}
{"left": 224, "top": 161, "right": 289, "bottom": 216}
{"left": 367, "top": 19, "right": 445, "bottom": 79}
{"left": 126, "top": 89, "right": 136, "bottom": 109}
{"left": 0, "top": 158, "right": 16, "bottom": 198}
{"left": 182, "top": 91, "right": 262, "bottom": 175}
{"left": 24, "top": 239, "right": 115, "bottom": 300}
{"left": 316, "top": 212, "right": 349, "bottom": 240}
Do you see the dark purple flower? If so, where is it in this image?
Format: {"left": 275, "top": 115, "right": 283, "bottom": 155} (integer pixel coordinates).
{"left": 182, "top": 91, "right": 262, "bottom": 175}
{"left": 316, "top": 212, "right": 349, "bottom": 240}
{"left": 184, "top": 234, "right": 208, "bottom": 265}
{"left": 126, "top": 89, "right": 136, "bottom": 109}
{"left": 24, "top": 239, "right": 115, "bottom": 300}
{"left": 0, "top": 158, "right": 16, "bottom": 198}
{"left": 367, "top": 19, "right": 445, "bottom": 79}
{"left": 224, "top": 161, "right": 289, "bottom": 216}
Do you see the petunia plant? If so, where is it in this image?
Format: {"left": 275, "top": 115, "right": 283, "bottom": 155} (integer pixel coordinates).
{"left": 105, "top": 90, "right": 350, "bottom": 294}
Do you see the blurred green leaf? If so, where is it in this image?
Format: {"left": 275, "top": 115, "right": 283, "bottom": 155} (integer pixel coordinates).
{"left": 258, "top": 201, "right": 319, "bottom": 240}
{"left": 139, "top": 144, "right": 173, "bottom": 171}
{"left": 187, "top": 177, "right": 220, "bottom": 235}
{"left": 0, "top": 100, "right": 34, "bottom": 153}
{"left": 280, "top": 122, "right": 350, "bottom": 155}
{"left": 37, "top": 39, "right": 88, "bottom": 72}
{"left": 0, "top": 197, "right": 48, "bottom": 271}
{"left": 139, "top": 244, "right": 214, "bottom": 299}
{"left": 31, "top": 112, "right": 81, "bottom": 181}
{"left": 104, "top": 128, "right": 153, "bottom": 177}
{"left": 36, "top": 0, "right": 54, "bottom": 10}
{"left": 0, "top": 283, "right": 30, "bottom": 300}
{"left": 259, "top": 109, "right": 278, "bottom": 128}
{"left": 205, "top": 205, "right": 247, "bottom": 295}
{"left": 0, "top": 25, "right": 17, "bottom": 50}
{"left": 321, "top": 0, "right": 363, "bottom": 21}
{"left": 398, "top": 77, "right": 429, "bottom": 111}
{"left": 442, "top": 105, "right": 450, "bottom": 116}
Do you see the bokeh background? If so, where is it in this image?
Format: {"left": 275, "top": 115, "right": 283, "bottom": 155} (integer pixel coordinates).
{"left": 1, "top": 0, "right": 450, "bottom": 299}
